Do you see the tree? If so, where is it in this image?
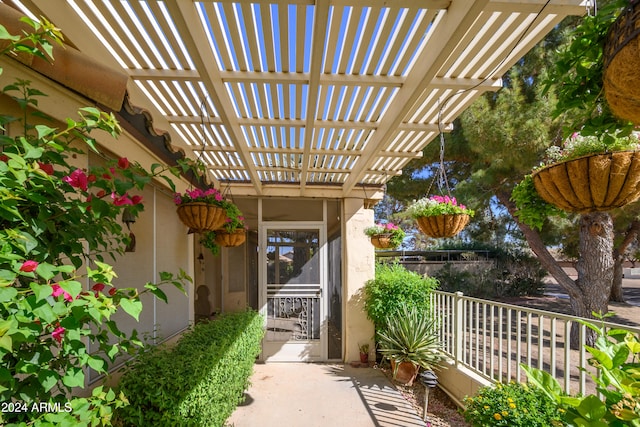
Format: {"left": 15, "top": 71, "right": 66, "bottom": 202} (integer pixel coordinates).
{"left": 388, "top": 2, "right": 640, "bottom": 344}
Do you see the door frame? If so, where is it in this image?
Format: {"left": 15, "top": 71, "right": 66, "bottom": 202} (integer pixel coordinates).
{"left": 258, "top": 220, "right": 328, "bottom": 361}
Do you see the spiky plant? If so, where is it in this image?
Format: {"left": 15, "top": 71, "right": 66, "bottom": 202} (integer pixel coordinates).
{"left": 377, "top": 304, "right": 444, "bottom": 376}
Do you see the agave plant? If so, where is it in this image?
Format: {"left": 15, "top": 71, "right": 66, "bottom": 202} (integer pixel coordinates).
{"left": 377, "top": 304, "right": 444, "bottom": 379}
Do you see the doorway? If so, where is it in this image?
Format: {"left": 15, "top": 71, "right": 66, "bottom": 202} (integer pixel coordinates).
{"left": 260, "top": 225, "right": 326, "bottom": 361}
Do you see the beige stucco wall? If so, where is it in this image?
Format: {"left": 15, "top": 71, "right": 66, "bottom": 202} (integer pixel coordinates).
{"left": 342, "top": 198, "right": 375, "bottom": 362}
{"left": 437, "top": 359, "right": 492, "bottom": 407}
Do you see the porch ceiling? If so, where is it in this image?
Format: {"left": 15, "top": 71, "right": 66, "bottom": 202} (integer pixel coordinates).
{"left": 10, "top": 0, "right": 586, "bottom": 198}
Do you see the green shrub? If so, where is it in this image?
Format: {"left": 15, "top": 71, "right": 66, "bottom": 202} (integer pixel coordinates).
{"left": 363, "top": 262, "right": 438, "bottom": 329}
{"left": 115, "top": 310, "right": 264, "bottom": 427}
{"left": 433, "top": 249, "right": 546, "bottom": 299}
{"left": 463, "top": 381, "right": 565, "bottom": 426}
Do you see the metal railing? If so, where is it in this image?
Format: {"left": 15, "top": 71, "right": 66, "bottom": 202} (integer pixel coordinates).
{"left": 429, "top": 291, "right": 640, "bottom": 395}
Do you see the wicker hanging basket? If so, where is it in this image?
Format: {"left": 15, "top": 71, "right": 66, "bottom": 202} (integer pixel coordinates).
{"left": 214, "top": 229, "right": 247, "bottom": 247}
{"left": 416, "top": 214, "right": 470, "bottom": 238}
{"left": 603, "top": 0, "right": 640, "bottom": 123}
{"left": 532, "top": 151, "right": 640, "bottom": 213}
{"left": 176, "top": 202, "right": 227, "bottom": 233}
{"left": 369, "top": 234, "right": 394, "bottom": 249}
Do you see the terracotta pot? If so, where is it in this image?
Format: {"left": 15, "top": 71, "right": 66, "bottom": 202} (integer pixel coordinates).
{"left": 359, "top": 352, "right": 369, "bottom": 364}
{"left": 176, "top": 202, "right": 227, "bottom": 233}
{"left": 416, "top": 214, "right": 470, "bottom": 238}
{"left": 369, "top": 234, "right": 394, "bottom": 249}
{"left": 603, "top": 0, "right": 640, "bottom": 124}
{"left": 390, "top": 359, "right": 419, "bottom": 386}
{"left": 531, "top": 151, "right": 640, "bottom": 213}
{"left": 214, "top": 229, "right": 247, "bottom": 247}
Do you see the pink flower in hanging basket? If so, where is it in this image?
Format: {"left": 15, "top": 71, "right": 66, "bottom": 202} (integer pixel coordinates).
{"left": 406, "top": 196, "right": 474, "bottom": 218}
{"left": 174, "top": 187, "right": 225, "bottom": 206}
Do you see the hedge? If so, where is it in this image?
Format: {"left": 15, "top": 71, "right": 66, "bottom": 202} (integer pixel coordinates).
{"left": 115, "top": 310, "right": 264, "bottom": 426}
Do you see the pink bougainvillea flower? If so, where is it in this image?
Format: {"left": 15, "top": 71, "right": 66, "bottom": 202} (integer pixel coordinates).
{"left": 51, "top": 284, "right": 73, "bottom": 302}
{"left": 118, "top": 157, "right": 130, "bottom": 169}
{"left": 19, "top": 260, "right": 38, "bottom": 272}
{"left": 131, "top": 194, "right": 143, "bottom": 205}
{"left": 52, "top": 326, "right": 65, "bottom": 344}
{"left": 37, "top": 162, "right": 54, "bottom": 176}
{"left": 92, "top": 283, "right": 105, "bottom": 293}
{"left": 62, "top": 169, "right": 88, "bottom": 191}
{"left": 111, "top": 192, "right": 134, "bottom": 206}
{"left": 173, "top": 193, "right": 182, "bottom": 205}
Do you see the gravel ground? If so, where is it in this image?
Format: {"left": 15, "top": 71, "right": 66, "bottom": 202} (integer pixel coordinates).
{"left": 379, "top": 365, "right": 470, "bottom": 427}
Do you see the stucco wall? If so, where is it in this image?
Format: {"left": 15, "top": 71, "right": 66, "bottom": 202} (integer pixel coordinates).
{"left": 342, "top": 198, "right": 375, "bottom": 362}
{"left": 437, "top": 359, "right": 492, "bottom": 408}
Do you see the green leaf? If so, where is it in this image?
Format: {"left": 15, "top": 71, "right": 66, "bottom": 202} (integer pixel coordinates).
{"left": 0, "top": 25, "right": 20, "bottom": 42}
{"left": 0, "top": 287, "right": 17, "bottom": 302}
{"left": 0, "top": 335, "right": 11, "bottom": 352}
{"left": 20, "top": 138, "right": 42, "bottom": 159}
{"left": 59, "top": 280, "right": 82, "bottom": 299}
{"left": 120, "top": 298, "right": 142, "bottom": 321}
{"left": 145, "top": 283, "right": 167, "bottom": 303}
{"left": 107, "top": 344, "right": 119, "bottom": 360}
{"left": 35, "top": 262, "right": 57, "bottom": 281}
{"left": 585, "top": 346, "right": 613, "bottom": 369}
{"left": 576, "top": 394, "right": 607, "bottom": 421}
{"left": 38, "top": 369, "right": 58, "bottom": 392}
{"left": 87, "top": 355, "right": 106, "bottom": 373}
{"left": 34, "top": 124, "right": 57, "bottom": 139}
{"left": 0, "top": 269, "right": 16, "bottom": 287}
{"left": 30, "top": 282, "right": 53, "bottom": 302}
{"left": 33, "top": 302, "right": 56, "bottom": 323}
{"left": 62, "top": 367, "right": 85, "bottom": 388}
{"left": 521, "top": 364, "right": 564, "bottom": 402}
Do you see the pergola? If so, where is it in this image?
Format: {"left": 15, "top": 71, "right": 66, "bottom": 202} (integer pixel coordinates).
{"left": 8, "top": 0, "right": 586, "bottom": 198}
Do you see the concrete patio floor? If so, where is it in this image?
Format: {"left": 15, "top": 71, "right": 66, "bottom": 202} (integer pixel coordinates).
{"left": 226, "top": 363, "right": 426, "bottom": 427}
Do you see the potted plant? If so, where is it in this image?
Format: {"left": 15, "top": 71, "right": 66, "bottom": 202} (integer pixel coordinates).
{"left": 405, "top": 195, "right": 474, "bottom": 238}
{"left": 358, "top": 343, "right": 370, "bottom": 364}
{"left": 377, "top": 304, "right": 443, "bottom": 386}
{"left": 363, "top": 222, "right": 405, "bottom": 249}
{"left": 531, "top": 132, "right": 640, "bottom": 213}
{"left": 199, "top": 202, "right": 248, "bottom": 254}
{"left": 174, "top": 187, "right": 228, "bottom": 233}
{"left": 213, "top": 202, "right": 248, "bottom": 247}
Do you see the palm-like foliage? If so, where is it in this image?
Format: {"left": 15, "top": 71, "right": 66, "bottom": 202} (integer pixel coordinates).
{"left": 377, "top": 304, "right": 443, "bottom": 375}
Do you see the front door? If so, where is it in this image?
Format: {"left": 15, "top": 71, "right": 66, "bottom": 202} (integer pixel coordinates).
{"left": 260, "top": 226, "right": 326, "bottom": 361}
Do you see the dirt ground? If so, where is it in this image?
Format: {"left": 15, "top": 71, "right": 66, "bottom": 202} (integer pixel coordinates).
{"left": 501, "top": 276, "right": 640, "bottom": 328}
{"left": 388, "top": 277, "right": 640, "bottom": 427}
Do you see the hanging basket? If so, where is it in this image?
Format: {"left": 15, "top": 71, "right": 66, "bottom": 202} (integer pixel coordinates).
{"left": 369, "top": 234, "right": 394, "bottom": 249}
{"left": 603, "top": 0, "right": 640, "bottom": 123}
{"left": 416, "top": 214, "right": 470, "bottom": 238}
{"left": 176, "top": 202, "right": 227, "bottom": 233}
{"left": 214, "top": 229, "right": 247, "bottom": 247}
{"left": 531, "top": 151, "right": 640, "bottom": 213}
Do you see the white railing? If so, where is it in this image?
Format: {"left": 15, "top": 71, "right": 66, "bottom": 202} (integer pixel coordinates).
{"left": 430, "top": 291, "right": 640, "bottom": 396}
